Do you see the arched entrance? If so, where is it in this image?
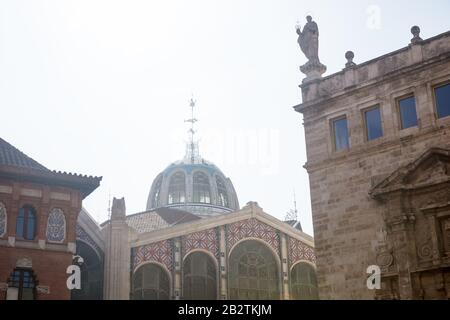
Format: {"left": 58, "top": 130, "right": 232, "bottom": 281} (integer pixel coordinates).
{"left": 228, "top": 239, "right": 280, "bottom": 300}
{"left": 132, "top": 263, "right": 171, "bottom": 300}
{"left": 290, "top": 262, "right": 318, "bottom": 300}
{"left": 183, "top": 251, "right": 217, "bottom": 300}
{"left": 71, "top": 241, "right": 103, "bottom": 300}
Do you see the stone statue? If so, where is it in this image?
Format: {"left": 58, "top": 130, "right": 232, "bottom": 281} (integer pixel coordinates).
{"left": 295, "top": 16, "right": 326, "bottom": 82}
{"left": 296, "top": 15, "right": 320, "bottom": 63}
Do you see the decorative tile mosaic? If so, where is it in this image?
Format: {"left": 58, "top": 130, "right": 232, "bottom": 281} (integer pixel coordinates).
{"left": 133, "top": 240, "right": 173, "bottom": 271}
{"left": 288, "top": 237, "right": 316, "bottom": 265}
{"left": 182, "top": 228, "right": 219, "bottom": 259}
{"left": 46, "top": 208, "right": 66, "bottom": 243}
{"left": 227, "top": 218, "right": 280, "bottom": 255}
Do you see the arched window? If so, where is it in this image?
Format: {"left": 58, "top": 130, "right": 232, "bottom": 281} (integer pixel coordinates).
{"left": 152, "top": 175, "right": 163, "bottom": 208}
{"left": 183, "top": 251, "right": 217, "bottom": 300}
{"left": 71, "top": 241, "right": 103, "bottom": 300}
{"left": 229, "top": 240, "right": 280, "bottom": 300}
{"left": 168, "top": 172, "right": 186, "bottom": 204}
{"left": 46, "top": 208, "right": 66, "bottom": 243}
{"left": 7, "top": 268, "right": 37, "bottom": 300}
{"left": 16, "top": 205, "right": 36, "bottom": 240}
{"left": 216, "top": 176, "right": 229, "bottom": 207}
{"left": 132, "top": 263, "right": 170, "bottom": 300}
{"left": 0, "top": 202, "right": 7, "bottom": 237}
{"left": 193, "top": 172, "right": 211, "bottom": 204}
{"left": 290, "top": 262, "right": 319, "bottom": 300}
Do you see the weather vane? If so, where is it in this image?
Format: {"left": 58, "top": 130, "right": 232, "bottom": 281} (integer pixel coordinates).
{"left": 184, "top": 96, "right": 199, "bottom": 163}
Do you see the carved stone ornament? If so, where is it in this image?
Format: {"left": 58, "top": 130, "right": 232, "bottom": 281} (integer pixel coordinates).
{"left": 16, "top": 257, "right": 32, "bottom": 268}
{"left": 376, "top": 251, "right": 395, "bottom": 269}
{"left": 36, "top": 286, "right": 50, "bottom": 294}
{"left": 417, "top": 243, "right": 433, "bottom": 261}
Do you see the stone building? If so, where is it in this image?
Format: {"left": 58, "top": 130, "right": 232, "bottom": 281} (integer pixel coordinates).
{"left": 0, "top": 137, "right": 101, "bottom": 300}
{"left": 294, "top": 23, "right": 450, "bottom": 299}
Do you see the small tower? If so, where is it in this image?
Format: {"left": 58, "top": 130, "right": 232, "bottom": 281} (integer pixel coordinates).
{"left": 103, "top": 197, "right": 130, "bottom": 300}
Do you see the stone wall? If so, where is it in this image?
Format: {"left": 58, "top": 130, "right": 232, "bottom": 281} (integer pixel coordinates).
{"left": 295, "top": 30, "right": 450, "bottom": 299}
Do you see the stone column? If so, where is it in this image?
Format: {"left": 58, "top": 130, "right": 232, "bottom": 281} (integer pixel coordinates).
{"left": 219, "top": 226, "right": 227, "bottom": 299}
{"left": 104, "top": 197, "right": 130, "bottom": 300}
{"left": 280, "top": 233, "right": 290, "bottom": 300}
{"left": 173, "top": 237, "right": 182, "bottom": 300}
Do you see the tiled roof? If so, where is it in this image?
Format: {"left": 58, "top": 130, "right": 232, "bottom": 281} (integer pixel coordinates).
{"left": 126, "top": 207, "right": 200, "bottom": 234}
{"left": 0, "top": 137, "right": 102, "bottom": 198}
{"left": 0, "top": 137, "right": 48, "bottom": 171}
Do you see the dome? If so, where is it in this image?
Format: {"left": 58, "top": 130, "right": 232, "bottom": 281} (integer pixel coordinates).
{"left": 146, "top": 157, "right": 239, "bottom": 218}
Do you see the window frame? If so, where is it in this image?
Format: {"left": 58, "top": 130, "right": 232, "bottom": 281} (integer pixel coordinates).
{"left": 16, "top": 205, "right": 37, "bottom": 241}
{"left": 167, "top": 171, "right": 186, "bottom": 205}
{"left": 132, "top": 263, "right": 171, "bottom": 300}
{"left": 192, "top": 171, "right": 211, "bottom": 204}
{"left": 330, "top": 115, "right": 350, "bottom": 152}
{"left": 433, "top": 80, "right": 450, "bottom": 120}
{"left": 216, "top": 175, "right": 229, "bottom": 208}
{"left": 290, "top": 262, "right": 319, "bottom": 300}
{"left": 7, "top": 268, "right": 37, "bottom": 300}
{"left": 396, "top": 94, "right": 418, "bottom": 130}
{"left": 363, "top": 105, "right": 384, "bottom": 142}
{"left": 228, "top": 240, "right": 281, "bottom": 300}
{"left": 182, "top": 251, "right": 218, "bottom": 300}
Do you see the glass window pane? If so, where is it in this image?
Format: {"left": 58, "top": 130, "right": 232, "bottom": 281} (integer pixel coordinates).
{"left": 16, "top": 210, "right": 24, "bottom": 238}
{"left": 132, "top": 264, "right": 170, "bottom": 300}
{"left": 183, "top": 252, "right": 217, "bottom": 300}
{"left": 435, "top": 83, "right": 450, "bottom": 119}
{"left": 193, "top": 172, "right": 211, "bottom": 204}
{"left": 365, "top": 107, "right": 383, "bottom": 141}
{"left": 333, "top": 118, "right": 349, "bottom": 151}
{"left": 399, "top": 96, "right": 418, "bottom": 129}
{"left": 26, "top": 212, "right": 35, "bottom": 240}
{"left": 228, "top": 240, "right": 279, "bottom": 300}
{"left": 168, "top": 172, "right": 185, "bottom": 204}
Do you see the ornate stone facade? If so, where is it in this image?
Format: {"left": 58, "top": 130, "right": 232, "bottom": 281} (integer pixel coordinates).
{"left": 295, "top": 27, "right": 450, "bottom": 299}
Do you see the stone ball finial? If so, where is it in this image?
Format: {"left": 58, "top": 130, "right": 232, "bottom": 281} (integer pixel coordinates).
{"left": 410, "top": 25, "right": 422, "bottom": 44}
{"left": 345, "top": 51, "right": 356, "bottom": 68}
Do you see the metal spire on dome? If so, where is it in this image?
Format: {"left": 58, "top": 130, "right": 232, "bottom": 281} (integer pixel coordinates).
{"left": 184, "top": 96, "right": 201, "bottom": 163}
{"left": 285, "top": 189, "right": 298, "bottom": 221}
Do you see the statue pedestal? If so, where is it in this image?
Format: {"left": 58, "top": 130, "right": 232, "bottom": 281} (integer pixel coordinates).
{"left": 300, "top": 60, "right": 327, "bottom": 83}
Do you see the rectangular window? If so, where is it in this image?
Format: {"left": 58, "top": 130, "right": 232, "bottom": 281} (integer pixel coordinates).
{"left": 398, "top": 96, "right": 418, "bottom": 129}
{"left": 332, "top": 117, "right": 349, "bottom": 151}
{"left": 435, "top": 83, "right": 450, "bottom": 119}
{"left": 364, "top": 106, "right": 383, "bottom": 141}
